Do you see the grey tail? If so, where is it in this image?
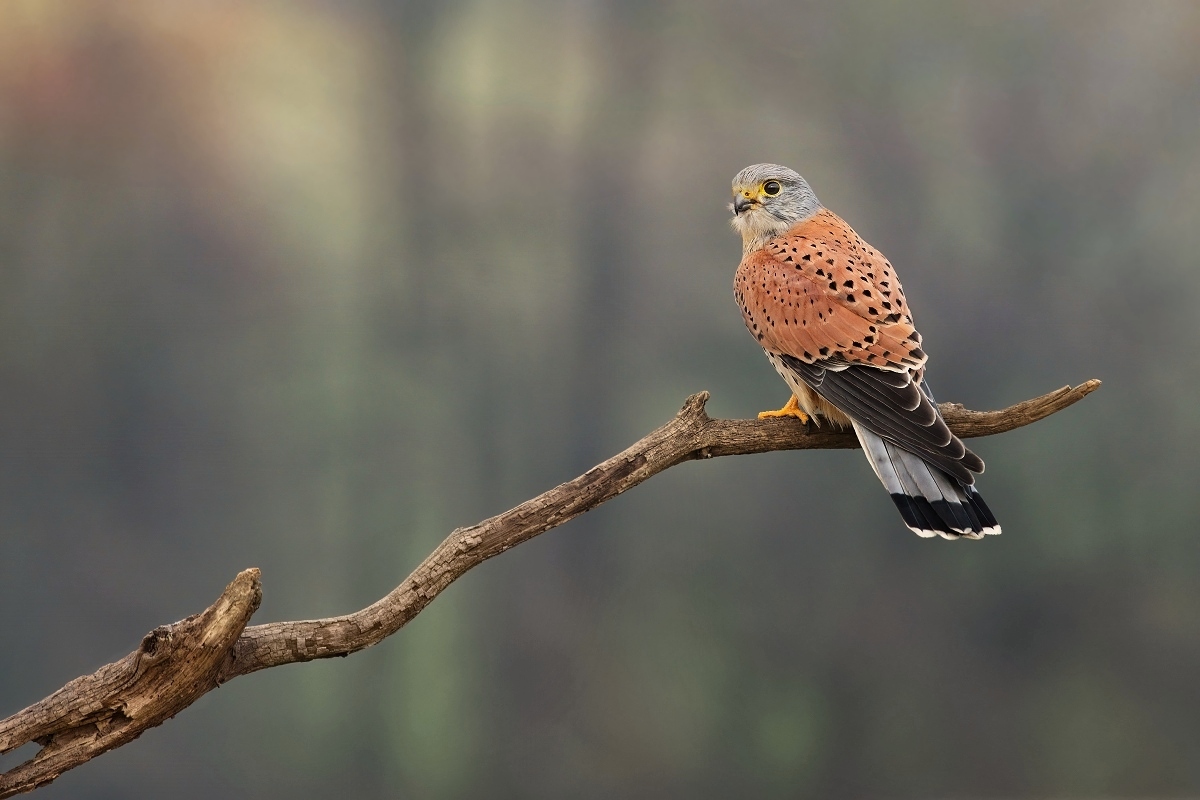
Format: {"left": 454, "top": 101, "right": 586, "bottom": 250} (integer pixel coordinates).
{"left": 852, "top": 422, "right": 1001, "bottom": 540}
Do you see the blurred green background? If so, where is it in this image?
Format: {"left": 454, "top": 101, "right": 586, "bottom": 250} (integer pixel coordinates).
{"left": 1, "top": 1, "right": 1197, "bottom": 797}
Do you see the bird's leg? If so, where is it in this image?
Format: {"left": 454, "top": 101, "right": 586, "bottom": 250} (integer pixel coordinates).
{"left": 757, "top": 395, "right": 810, "bottom": 424}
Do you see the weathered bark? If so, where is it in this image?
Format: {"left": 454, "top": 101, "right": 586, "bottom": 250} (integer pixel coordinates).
{"left": 0, "top": 381, "right": 1100, "bottom": 796}
{"left": 0, "top": 570, "right": 261, "bottom": 796}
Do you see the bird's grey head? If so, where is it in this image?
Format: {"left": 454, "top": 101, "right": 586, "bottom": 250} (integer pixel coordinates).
{"left": 730, "top": 163, "right": 821, "bottom": 253}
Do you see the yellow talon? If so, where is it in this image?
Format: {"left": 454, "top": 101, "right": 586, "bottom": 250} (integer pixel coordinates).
{"left": 757, "top": 395, "right": 810, "bottom": 424}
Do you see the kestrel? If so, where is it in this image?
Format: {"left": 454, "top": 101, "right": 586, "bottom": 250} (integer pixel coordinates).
{"left": 731, "top": 164, "right": 1000, "bottom": 539}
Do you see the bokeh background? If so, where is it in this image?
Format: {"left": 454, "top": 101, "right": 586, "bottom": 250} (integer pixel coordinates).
{"left": 1, "top": 1, "right": 1197, "bottom": 797}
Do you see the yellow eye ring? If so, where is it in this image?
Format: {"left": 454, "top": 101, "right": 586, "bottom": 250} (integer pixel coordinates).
{"left": 763, "top": 180, "right": 781, "bottom": 196}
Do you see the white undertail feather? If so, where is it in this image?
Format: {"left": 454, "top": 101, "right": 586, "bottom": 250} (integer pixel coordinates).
{"left": 852, "top": 422, "right": 1001, "bottom": 539}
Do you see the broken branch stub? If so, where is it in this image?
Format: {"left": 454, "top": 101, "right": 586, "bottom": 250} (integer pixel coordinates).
{"left": 0, "top": 570, "right": 262, "bottom": 797}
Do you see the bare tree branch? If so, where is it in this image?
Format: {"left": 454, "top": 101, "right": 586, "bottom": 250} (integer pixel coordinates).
{"left": 0, "top": 381, "right": 1100, "bottom": 796}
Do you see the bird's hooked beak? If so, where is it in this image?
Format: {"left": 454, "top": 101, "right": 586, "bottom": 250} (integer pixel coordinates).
{"left": 732, "top": 194, "right": 756, "bottom": 215}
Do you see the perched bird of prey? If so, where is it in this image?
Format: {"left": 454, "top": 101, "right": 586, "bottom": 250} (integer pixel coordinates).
{"left": 730, "top": 164, "right": 1000, "bottom": 539}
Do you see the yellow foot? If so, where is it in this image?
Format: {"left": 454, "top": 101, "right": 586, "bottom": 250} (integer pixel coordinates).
{"left": 757, "top": 395, "right": 810, "bottom": 424}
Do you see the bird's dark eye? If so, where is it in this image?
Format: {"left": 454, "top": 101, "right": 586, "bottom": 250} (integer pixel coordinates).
{"left": 763, "top": 180, "right": 781, "bottom": 196}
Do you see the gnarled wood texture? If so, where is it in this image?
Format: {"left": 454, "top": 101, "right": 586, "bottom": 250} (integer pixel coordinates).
{"left": 0, "top": 381, "right": 1100, "bottom": 796}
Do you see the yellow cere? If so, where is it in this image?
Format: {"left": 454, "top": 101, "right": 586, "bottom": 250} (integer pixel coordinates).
{"left": 736, "top": 182, "right": 778, "bottom": 201}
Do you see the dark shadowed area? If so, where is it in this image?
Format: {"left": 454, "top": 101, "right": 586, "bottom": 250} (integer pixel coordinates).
{"left": 0, "top": 1, "right": 1197, "bottom": 797}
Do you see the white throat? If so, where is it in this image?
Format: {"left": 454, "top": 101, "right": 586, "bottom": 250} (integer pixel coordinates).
{"left": 733, "top": 207, "right": 817, "bottom": 254}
